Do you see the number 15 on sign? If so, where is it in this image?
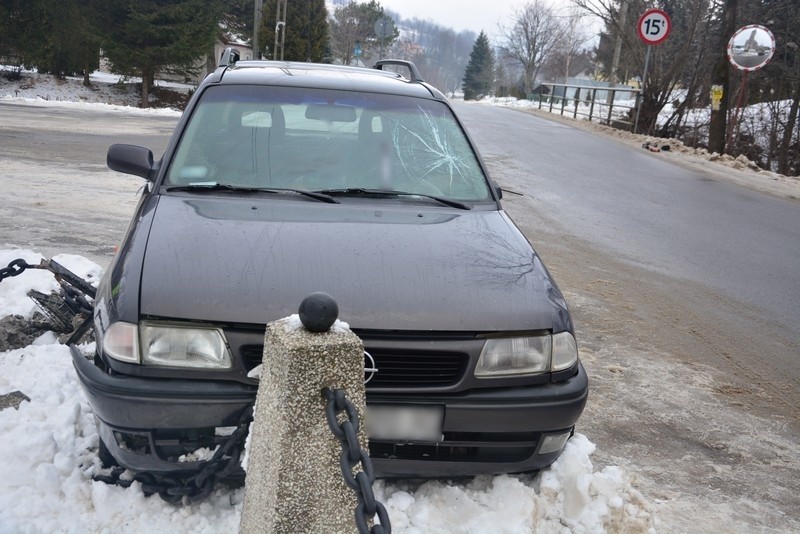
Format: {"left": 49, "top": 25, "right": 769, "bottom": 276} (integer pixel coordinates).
{"left": 634, "top": 9, "right": 672, "bottom": 133}
{"left": 637, "top": 8, "right": 672, "bottom": 45}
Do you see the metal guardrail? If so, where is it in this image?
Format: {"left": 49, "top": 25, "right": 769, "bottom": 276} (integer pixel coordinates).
{"left": 529, "top": 83, "right": 641, "bottom": 130}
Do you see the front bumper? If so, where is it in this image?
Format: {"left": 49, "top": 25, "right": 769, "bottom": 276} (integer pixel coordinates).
{"left": 72, "top": 346, "right": 588, "bottom": 476}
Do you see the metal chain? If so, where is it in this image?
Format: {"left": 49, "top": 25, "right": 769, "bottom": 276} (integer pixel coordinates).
{"left": 323, "top": 387, "right": 391, "bottom": 534}
{"left": 93, "top": 411, "right": 251, "bottom": 504}
{"left": 63, "top": 284, "right": 93, "bottom": 315}
{"left": 0, "top": 258, "right": 31, "bottom": 282}
{"left": 0, "top": 257, "right": 96, "bottom": 298}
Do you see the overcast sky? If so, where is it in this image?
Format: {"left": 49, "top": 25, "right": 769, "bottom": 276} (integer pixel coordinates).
{"left": 380, "top": 0, "right": 585, "bottom": 37}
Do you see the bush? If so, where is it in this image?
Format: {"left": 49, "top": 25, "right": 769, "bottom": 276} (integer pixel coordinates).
{"left": 1, "top": 66, "right": 22, "bottom": 81}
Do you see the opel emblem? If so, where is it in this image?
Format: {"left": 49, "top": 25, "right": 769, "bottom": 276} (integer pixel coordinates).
{"left": 364, "top": 351, "right": 378, "bottom": 383}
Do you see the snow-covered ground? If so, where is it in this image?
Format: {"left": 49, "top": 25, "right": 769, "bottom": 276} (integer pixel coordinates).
{"left": 0, "top": 68, "right": 189, "bottom": 115}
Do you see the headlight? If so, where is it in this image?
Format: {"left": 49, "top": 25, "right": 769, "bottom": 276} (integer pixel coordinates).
{"left": 102, "top": 321, "right": 232, "bottom": 369}
{"left": 475, "top": 332, "right": 578, "bottom": 378}
{"left": 140, "top": 322, "right": 232, "bottom": 369}
{"left": 475, "top": 336, "right": 551, "bottom": 377}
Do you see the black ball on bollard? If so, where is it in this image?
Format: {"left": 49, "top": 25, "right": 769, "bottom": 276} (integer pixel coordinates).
{"left": 298, "top": 292, "right": 339, "bottom": 332}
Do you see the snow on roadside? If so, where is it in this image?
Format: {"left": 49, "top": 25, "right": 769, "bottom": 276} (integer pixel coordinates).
{"left": 0, "top": 68, "right": 185, "bottom": 116}
{"left": 0, "top": 94, "right": 183, "bottom": 117}
{"left": 0, "top": 247, "right": 653, "bottom": 533}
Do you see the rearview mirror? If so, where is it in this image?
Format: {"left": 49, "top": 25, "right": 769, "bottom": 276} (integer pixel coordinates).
{"left": 305, "top": 103, "right": 357, "bottom": 123}
{"left": 107, "top": 144, "right": 155, "bottom": 180}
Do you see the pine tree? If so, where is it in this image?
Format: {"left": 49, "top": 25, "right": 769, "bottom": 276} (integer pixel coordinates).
{"left": 0, "top": 0, "right": 34, "bottom": 69}
{"left": 462, "top": 31, "right": 494, "bottom": 100}
{"left": 0, "top": 0, "right": 101, "bottom": 83}
{"left": 101, "top": 0, "right": 223, "bottom": 107}
{"left": 260, "top": 0, "right": 328, "bottom": 62}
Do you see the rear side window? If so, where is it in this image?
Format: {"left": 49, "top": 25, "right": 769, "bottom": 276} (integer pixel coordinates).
{"left": 166, "top": 85, "right": 490, "bottom": 201}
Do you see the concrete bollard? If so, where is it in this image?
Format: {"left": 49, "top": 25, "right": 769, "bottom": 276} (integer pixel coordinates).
{"left": 240, "top": 294, "right": 368, "bottom": 533}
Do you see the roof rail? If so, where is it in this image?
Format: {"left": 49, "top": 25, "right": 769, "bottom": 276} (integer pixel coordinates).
{"left": 373, "top": 60, "right": 424, "bottom": 83}
{"left": 219, "top": 47, "right": 240, "bottom": 68}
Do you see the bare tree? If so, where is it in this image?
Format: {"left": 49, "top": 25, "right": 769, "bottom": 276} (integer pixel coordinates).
{"left": 498, "top": 0, "right": 565, "bottom": 94}
{"left": 556, "top": 6, "right": 593, "bottom": 81}
{"left": 576, "top": 0, "right": 717, "bottom": 134}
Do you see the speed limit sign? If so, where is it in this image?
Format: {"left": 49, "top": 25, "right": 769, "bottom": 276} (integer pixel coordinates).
{"left": 637, "top": 8, "right": 672, "bottom": 45}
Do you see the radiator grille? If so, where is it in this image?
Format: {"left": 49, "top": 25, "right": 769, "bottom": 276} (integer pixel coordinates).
{"left": 366, "top": 348, "right": 467, "bottom": 388}
{"left": 239, "top": 345, "right": 468, "bottom": 389}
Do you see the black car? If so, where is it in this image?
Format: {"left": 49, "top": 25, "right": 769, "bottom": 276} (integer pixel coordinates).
{"left": 72, "top": 52, "right": 587, "bottom": 485}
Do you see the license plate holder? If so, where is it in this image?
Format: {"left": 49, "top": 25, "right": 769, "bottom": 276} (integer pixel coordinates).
{"left": 365, "top": 404, "right": 444, "bottom": 443}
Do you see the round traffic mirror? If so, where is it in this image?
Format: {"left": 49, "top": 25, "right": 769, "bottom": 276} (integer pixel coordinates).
{"left": 728, "top": 25, "right": 775, "bottom": 71}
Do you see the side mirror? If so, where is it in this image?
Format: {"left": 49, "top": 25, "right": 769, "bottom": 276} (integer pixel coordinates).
{"left": 107, "top": 144, "right": 155, "bottom": 180}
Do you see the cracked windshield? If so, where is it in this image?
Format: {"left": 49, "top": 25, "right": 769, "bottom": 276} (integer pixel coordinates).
{"left": 167, "top": 85, "right": 491, "bottom": 201}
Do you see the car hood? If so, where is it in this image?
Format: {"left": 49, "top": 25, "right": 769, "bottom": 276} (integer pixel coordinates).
{"left": 139, "top": 195, "right": 568, "bottom": 332}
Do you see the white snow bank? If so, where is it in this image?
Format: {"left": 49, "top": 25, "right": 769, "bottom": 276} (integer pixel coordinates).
{"left": 0, "top": 94, "right": 182, "bottom": 117}
{"left": 0, "top": 68, "right": 185, "bottom": 115}
{"left": 374, "top": 434, "right": 653, "bottom": 533}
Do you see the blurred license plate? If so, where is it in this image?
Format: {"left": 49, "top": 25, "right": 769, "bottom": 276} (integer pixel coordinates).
{"left": 366, "top": 405, "right": 444, "bottom": 443}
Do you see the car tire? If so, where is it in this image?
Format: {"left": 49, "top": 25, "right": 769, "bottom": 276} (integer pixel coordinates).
{"left": 98, "top": 438, "right": 119, "bottom": 468}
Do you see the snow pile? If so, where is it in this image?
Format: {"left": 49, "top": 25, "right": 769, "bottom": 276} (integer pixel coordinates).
{"left": 376, "top": 435, "right": 653, "bottom": 532}
{"left": 0, "top": 249, "right": 49, "bottom": 318}
{"left": 0, "top": 249, "right": 101, "bottom": 319}
{"left": 0, "top": 248, "right": 651, "bottom": 532}
{"left": 0, "top": 68, "right": 185, "bottom": 116}
{"left": 0, "top": 250, "right": 244, "bottom": 532}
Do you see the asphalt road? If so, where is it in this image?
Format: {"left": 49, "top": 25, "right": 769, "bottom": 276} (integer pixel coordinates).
{"left": 0, "top": 103, "right": 177, "bottom": 262}
{"left": 456, "top": 103, "right": 800, "bottom": 343}
{"left": 461, "top": 102, "right": 800, "bottom": 389}
{"left": 454, "top": 103, "right": 800, "bottom": 528}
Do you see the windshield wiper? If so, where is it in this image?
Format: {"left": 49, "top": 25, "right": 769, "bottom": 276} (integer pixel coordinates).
{"left": 316, "top": 188, "right": 471, "bottom": 210}
{"left": 165, "top": 183, "right": 338, "bottom": 204}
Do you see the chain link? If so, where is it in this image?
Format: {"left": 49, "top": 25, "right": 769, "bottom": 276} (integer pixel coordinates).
{"left": 93, "top": 411, "right": 251, "bottom": 504}
{"left": 323, "top": 387, "right": 391, "bottom": 534}
{"left": 0, "top": 258, "right": 31, "bottom": 282}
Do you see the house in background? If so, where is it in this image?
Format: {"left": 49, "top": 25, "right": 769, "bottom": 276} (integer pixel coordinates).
{"left": 192, "top": 32, "right": 254, "bottom": 84}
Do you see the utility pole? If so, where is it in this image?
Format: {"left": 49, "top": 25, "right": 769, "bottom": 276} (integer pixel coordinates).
{"left": 275, "top": 0, "right": 287, "bottom": 61}
{"left": 708, "top": 0, "right": 739, "bottom": 154}
{"left": 253, "top": 0, "right": 262, "bottom": 60}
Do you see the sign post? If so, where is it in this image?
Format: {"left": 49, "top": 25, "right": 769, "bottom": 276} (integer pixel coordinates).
{"left": 634, "top": 8, "right": 672, "bottom": 133}
{"left": 374, "top": 17, "right": 394, "bottom": 61}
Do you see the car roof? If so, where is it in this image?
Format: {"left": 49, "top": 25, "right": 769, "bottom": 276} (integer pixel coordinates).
{"left": 207, "top": 60, "right": 445, "bottom": 100}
